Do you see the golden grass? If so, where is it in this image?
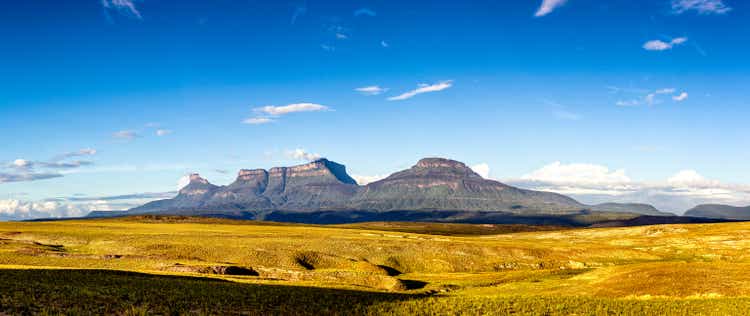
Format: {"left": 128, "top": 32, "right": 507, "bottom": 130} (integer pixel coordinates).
{"left": 2, "top": 216, "right": 750, "bottom": 314}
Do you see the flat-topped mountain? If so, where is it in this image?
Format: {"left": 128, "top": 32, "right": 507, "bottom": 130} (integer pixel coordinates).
{"left": 350, "top": 158, "right": 583, "bottom": 214}
{"left": 685, "top": 204, "right": 750, "bottom": 220}
{"left": 131, "top": 159, "right": 359, "bottom": 213}
{"left": 125, "top": 157, "right": 668, "bottom": 222}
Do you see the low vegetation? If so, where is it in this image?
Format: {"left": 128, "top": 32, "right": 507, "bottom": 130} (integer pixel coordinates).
{"left": 2, "top": 216, "right": 750, "bottom": 314}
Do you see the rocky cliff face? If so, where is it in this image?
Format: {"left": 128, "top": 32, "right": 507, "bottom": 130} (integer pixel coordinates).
{"left": 131, "top": 159, "right": 359, "bottom": 213}
{"left": 128, "top": 157, "right": 664, "bottom": 217}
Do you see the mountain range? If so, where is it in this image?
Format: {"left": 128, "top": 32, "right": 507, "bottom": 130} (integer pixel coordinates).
{"left": 685, "top": 204, "right": 750, "bottom": 220}
{"left": 119, "top": 158, "right": 682, "bottom": 224}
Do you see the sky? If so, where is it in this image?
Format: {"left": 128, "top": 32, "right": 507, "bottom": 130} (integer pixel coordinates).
{"left": 1, "top": 0, "right": 750, "bottom": 219}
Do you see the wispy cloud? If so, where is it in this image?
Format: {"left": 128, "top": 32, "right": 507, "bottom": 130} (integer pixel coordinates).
{"left": 381, "top": 41, "right": 389, "bottom": 48}
{"left": 544, "top": 99, "right": 582, "bottom": 121}
{"left": 55, "top": 148, "right": 97, "bottom": 161}
{"left": 616, "top": 88, "right": 687, "bottom": 107}
{"left": 285, "top": 149, "right": 323, "bottom": 162}
{"left": 355, "top": 86, "right": 388, "bottom": 96}
{"left": 354, "top": 8, "right": 377, "bottom": 17}
{"left": 244, "top": 103, "right": 329, "bottom": 125}
{"left": 553, "top": 110, "right": 582, "bottom": 121}
{"left": 290, "top": 3, "right": 307, "bottom": 25}
{"left": 387, "top": 81, "right": 453, "bottom": 101}
{"left": 256, "top": 103, "right": 329, "bottom": 116}
{"left": 155, "top": 129, "right": 173, "bottom": 136}
{"left": 671, "top": 0, "right": 731, "bottom": 15}
{"left": 673, "top": 92, "right": 689, "bottom": 101}
{"left": 101, "top": 0, "right": 142, "bottom": 19}
{"left": 2, "top": 149, "right": 98, "bottom": 183}
{"left": 0, "top": 172, "right": 63, "bottom": 184}
{"left": 113, "top": 130, "right": 139, "bottom": 140}
{"left": 534, "top": 0, "right": 568, "bottom": 17}
{"left": 242, "top": 117, "right": 275, "bottom": 125}
{"left": 643, "top": 37, "right": 688, "bottom": 51}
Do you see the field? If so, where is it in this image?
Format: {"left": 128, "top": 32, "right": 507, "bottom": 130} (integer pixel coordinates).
{"left": 2, "top": 216, "right": 750, "bottom": 315}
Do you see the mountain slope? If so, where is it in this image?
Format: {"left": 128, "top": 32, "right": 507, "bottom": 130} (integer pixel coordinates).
{"left": 350, "top": 158, "right": 583, "bottom": 214}
{"left": 131, "top": 159, "right": 359, "bottom": 214}
{"left": 590, "top": 203, "right": 674, "bottom": 216}
{"left": 124, "top": 157, "right": 667, "bottom": 222}
{"left": 685, "top": 204, "right": 750, "bottom": 220}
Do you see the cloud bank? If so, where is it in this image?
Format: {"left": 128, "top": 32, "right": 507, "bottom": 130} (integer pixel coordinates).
{"left": 507, "top": 162, "right": 750, "bottom": 213}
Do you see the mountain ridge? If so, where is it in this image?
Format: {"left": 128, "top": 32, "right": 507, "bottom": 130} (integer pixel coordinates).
{"left": 685, "top": 204, "right": 750, "bottom": 220}
{"left": 126, "top": 157, "right": 668, "bottom": 221}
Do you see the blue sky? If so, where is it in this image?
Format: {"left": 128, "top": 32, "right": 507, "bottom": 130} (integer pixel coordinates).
{"left": 1, "top": 0, "right": 749, "bottom": 218}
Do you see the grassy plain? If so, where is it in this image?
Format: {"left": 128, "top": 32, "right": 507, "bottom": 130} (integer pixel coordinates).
{"left": 2, "top": 216, "right": 750, "bottom": 315}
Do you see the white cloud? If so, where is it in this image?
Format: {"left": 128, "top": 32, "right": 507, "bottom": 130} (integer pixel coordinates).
{"left": 643, "top": 37, "right": 688, "bottom": 51}
{"left": 352, "top": 174, "right": 387, "bottom": 185}
{"left": 101, "top": 0, "right": 142, "bottom": 19}
{"left": 12, "top": 159, "right": 32, "bottom": 169}
{"left": 535, "top": 0, "right": 568, "bottom": 17}
{"left": 381, "top": 41, "right": 389, "bottom": 48}
{"left": 242, "top": 117, "right": 274, "bottom": 125}
{"left": 336, "top": 33, "right": 349, "bottom": 40}
{"left": 644, "top": 40, "right": 671, "bottom": 51}
{"left": 668, "top": 170, "right": 721, "bottom": 188}
{"left": 0, "top": 199, "right": 86, "bottom": 220}
{"left": 673, "top": 92, "right": 689, "bottom": 101}
{"left": 672, "top": 0, "right": 731, "bottom": 15}
{"left": 113, "top": 130, "right": 139, "bottom": 140}
{"left": 177, "top": 174, "right": 192, "bottom": 190}
{"left": 286, "top": 149, "right": 323, "bottom": 162}
{"left": 470, "top": 163, "right": 491, "bottom": 179}
{"left": 387, "top": 81, "right": 453, "bottom": 101}
{"left": 255, "top": 103, "right": 329, "bottom": 116}
{"left": 521, "top": 162, "right": 632, "bottom": 187}
{"left": 355, "top": 86, "right": 388, "bottom": 96}
{"left": 508, "top": 162, "right": 750, "bottom": 213}
{"left": 155, "top": 129, "right": 172, "bottom": 136}
{"left": 56, "top": 149, "right": 97, "bottom": 160}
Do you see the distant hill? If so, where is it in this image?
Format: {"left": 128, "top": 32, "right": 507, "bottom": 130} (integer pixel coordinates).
{"left": 590, "top": 203, "right": 674, "bottom": 217}
{"left": 685, "top": 204, "right": 750, "bottom": 220}
{"left": 116, "top": 157, "right": 668, "bottom": 224}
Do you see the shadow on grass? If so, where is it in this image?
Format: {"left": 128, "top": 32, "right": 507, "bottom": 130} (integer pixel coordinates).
{"left": 0, "top": 269, "right": 426, "bottom": 315}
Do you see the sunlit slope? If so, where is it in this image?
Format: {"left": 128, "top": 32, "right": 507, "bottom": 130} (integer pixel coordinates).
{"left": 2, "top": 217, "right": 750, "bottom": 314}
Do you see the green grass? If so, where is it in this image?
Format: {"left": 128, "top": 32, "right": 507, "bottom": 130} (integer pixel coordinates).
{"left": 2, "top": 216, "right": 750, "bottom": 314}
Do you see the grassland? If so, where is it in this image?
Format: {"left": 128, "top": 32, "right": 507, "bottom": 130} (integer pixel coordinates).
{"left": 2, "top": 216, "right": 750, "bottom": 315}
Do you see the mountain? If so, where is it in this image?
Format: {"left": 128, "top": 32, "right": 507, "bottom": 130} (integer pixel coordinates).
{"left": 590, "top": 203, "right": 674, "bottom": 216}
{"left": 130, "top": 159, "right": 359, "bottom": 214}
{"left": 123, "top": 157, "right": 667, "bottom": 223}
{"left": 685, "top": 204, "right": 750, "bottom": 220}
{"left": 349, "top": 158, "right": 583, "bottom": 214}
